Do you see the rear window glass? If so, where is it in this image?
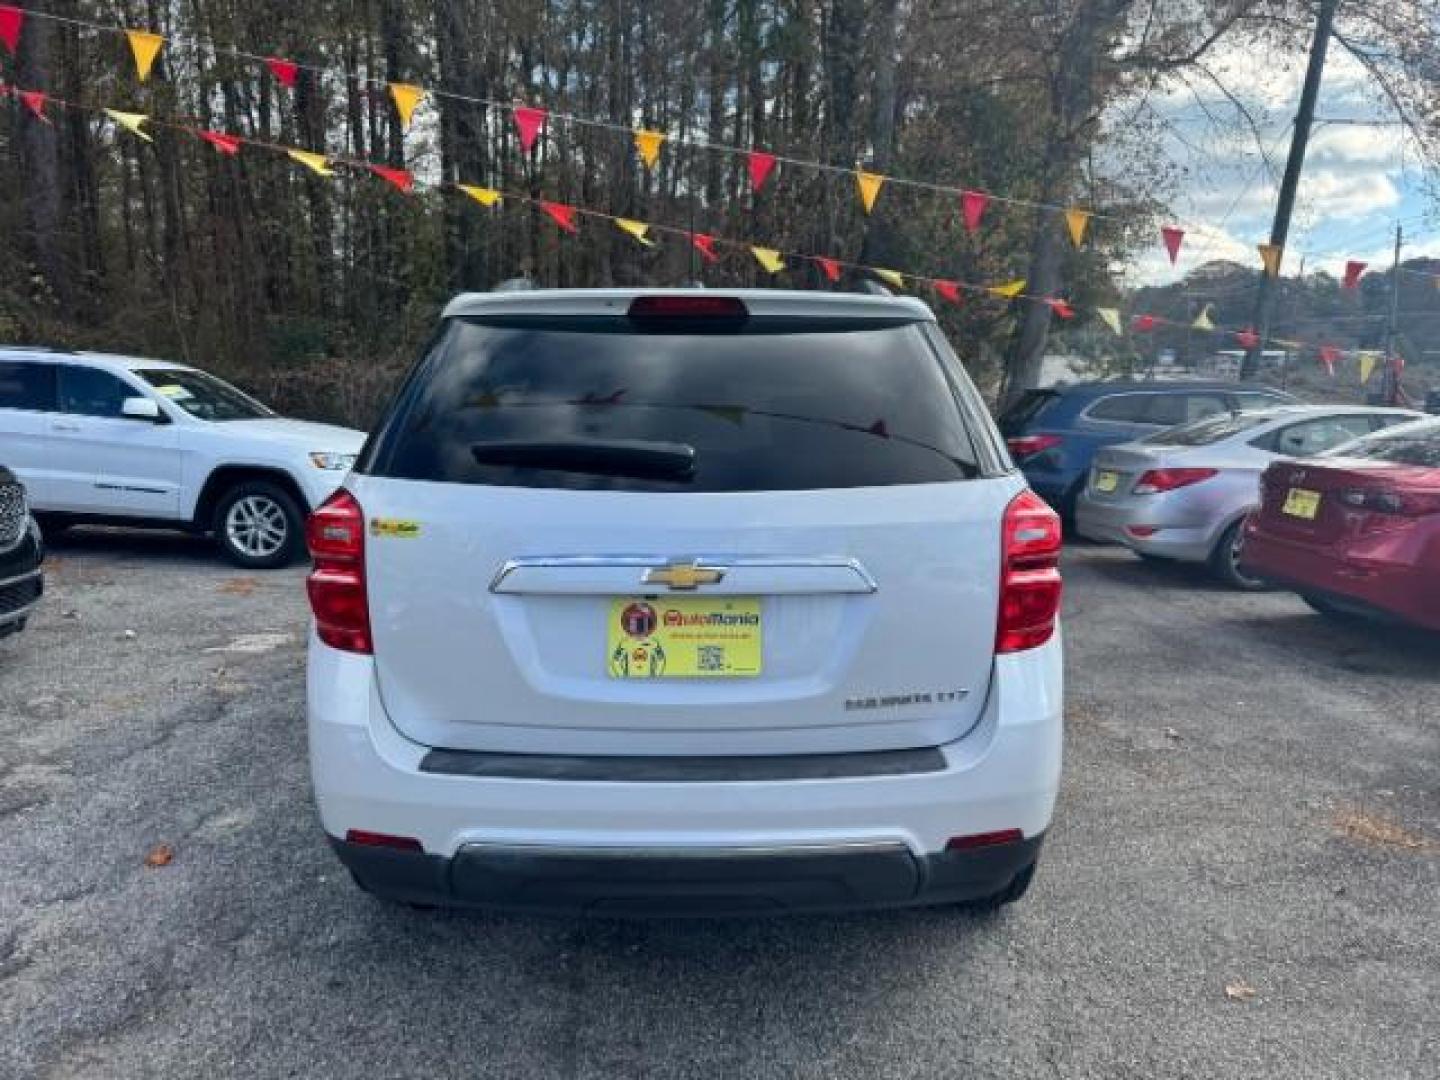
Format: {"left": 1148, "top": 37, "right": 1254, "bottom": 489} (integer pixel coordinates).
{"left": 0, "top": 361, "right": 57, "bottom": 411}
{"left": 364, "top": 316, "right": 985, "bottom": 492}
{"left": 1325, "top": 419, "right": 1440, "bottom": 467}
{"left": 998, "top": 390, "right": 1058, "bottom": 431}
{"left": 1085, "top": 393, "right": 1153, "bottom": 422}
{"left": 1144, "top": 411, "right": 1272, "bottom": 446}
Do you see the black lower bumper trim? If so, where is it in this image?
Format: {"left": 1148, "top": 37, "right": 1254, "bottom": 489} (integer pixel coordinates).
{"left": 418, "top": 746, "right": 946, "bottom": 782}
{"left": 329, "top": 833, "right": 1044, "bottom": 917}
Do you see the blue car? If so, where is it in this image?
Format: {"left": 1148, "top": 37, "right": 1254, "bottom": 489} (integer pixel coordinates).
{"left": 996, "top": 381, "right": 1297, "bottom": 521}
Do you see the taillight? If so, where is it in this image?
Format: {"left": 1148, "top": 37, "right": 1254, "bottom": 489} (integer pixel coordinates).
{"left": 1005, "top": 434, "right": 1063, "bottom": 459}
{"left": 305, "top": 489, "right": 372, "bottom": 654}
{"left": 998, "top": 488, "right": 1063, "bottom": 654}
{"left": 1339, "top": 487, "right": 1440, "bottom": 516}
{"left": 1133, "top": 467, "right": 1218, "bottom": 495}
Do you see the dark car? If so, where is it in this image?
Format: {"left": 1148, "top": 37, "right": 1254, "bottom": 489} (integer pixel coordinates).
{"left": 1241, "top": 417, "right": 1440, "bottom": 631}
{"left": 997, "top": 380, "right": 1298, "bottom": 520}
{"left": 1, "top": 465, "right": 45, "bottom": 640}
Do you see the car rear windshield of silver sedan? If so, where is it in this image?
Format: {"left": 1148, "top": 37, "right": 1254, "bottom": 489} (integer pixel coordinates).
{"left": 361, "top": 315, "right": 989, "bottom": 492}
{"left": 1141, "top": 411, "right": 1273, "bottom": 447}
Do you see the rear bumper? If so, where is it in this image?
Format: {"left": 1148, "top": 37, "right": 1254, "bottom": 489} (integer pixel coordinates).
{"left": 307, "top": 629, "right": 1063, "bottom": 914}
{"left": 332, "top": 832, "right": 1044, "bottom": 916}
{"left": 1074, "top": 492, "right": 1224, "bottom": 561}
{"left": 1242, "top": 530, "right": 1440, "bottom": 631}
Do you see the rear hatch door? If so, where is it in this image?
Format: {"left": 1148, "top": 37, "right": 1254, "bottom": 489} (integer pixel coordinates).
{"left": 353, "top": 300, "right": 1016, "bottom": 756}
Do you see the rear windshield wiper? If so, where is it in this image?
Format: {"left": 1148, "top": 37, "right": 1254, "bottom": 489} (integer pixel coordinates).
{"left": 470, "top": 439, "right": 697, "bottom": 481}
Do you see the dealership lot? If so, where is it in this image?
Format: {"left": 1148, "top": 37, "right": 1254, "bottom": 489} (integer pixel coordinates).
{"left": 2, "top": 531, "right": 1437, "bottom": 1079}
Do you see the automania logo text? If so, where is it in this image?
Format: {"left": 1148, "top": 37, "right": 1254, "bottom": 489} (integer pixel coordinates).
{"left": 663, "top": 610, "right": 760, "bottom": 628}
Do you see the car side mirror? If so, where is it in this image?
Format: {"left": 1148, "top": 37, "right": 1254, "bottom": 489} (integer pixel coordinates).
{"left": 121, "top": 396, "right": 165, "bottom": 423}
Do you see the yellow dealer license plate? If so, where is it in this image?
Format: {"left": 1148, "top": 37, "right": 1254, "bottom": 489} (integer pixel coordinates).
{"left": 608, "top": 597, "right": 762, "bottom": 679}
{"left": 1095, "top": 470, "right": 1120, "bottom": 493}
{"left": 1283, "top": 487, "right": 1321, "bottom": 519}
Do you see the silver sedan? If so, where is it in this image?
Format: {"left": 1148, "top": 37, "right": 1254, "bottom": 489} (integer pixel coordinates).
{"left": 1075, "top": 405, "right": 1424, "bottom": 588}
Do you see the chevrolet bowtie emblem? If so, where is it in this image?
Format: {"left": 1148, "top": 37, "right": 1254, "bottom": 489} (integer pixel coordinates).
{"left": 643, "top": 562, "right": 726, "bottom": 590}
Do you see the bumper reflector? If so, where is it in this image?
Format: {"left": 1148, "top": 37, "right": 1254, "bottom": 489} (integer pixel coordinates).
{"left": 946, "top": 828, "right": 1024, "bottom": 851}
{"left": 344, "top": 829, "right": 424, "bottom": 853}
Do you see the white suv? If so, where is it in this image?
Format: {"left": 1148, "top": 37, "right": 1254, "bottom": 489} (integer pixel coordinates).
{"left": 306, "top": 290, "right": 1063, "bottom": 915}
{"left": 0, "top": 348, "right": 365, "bottom": 567}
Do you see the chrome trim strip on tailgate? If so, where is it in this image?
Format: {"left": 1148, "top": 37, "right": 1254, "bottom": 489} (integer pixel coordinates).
{"left": 489, "top": 555, "right": 878, "bottom": 595}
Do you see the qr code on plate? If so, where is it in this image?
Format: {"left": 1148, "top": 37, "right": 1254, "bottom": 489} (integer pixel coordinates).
{"left": 697, "top": 645, "right": 725, "bottom": 672}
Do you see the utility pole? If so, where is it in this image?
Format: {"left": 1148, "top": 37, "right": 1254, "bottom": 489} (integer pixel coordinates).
{"left": 1381, "top": 224, "right": 1403, "bottom": 405}
{"left": 1242, "top": 0, "right": 1341, "bottom": 380}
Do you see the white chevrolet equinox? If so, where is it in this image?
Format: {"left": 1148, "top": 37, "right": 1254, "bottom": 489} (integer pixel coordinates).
{"left": 306, "top": 289, "right": 1063, "bottom": 916}
{"left": 0, "top": 348, "right": 365, "bottom": 567}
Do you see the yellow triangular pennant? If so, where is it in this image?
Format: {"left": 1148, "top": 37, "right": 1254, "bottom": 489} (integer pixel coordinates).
{"left": 1192, "top": 304, "right": 1214, "bottom": 331}
{"left": 105, "top": 109, "right": 153, "bottom": 143}
{"left": 633, "top": 129, "right": 665, "bottom": 169}
{"left": 390, "top": 83, "right": 424, "bottom": 130}
{"left": 1258, "top": 243, "right": 1283, "bottom": 277}
{"left": 287, "top": 149, "right": 333, "bottom": 177}
{"left": 1096, "top": 307, "right": 1122, "bottom": 335}
{"left": 751, "top": 246, "right": 785, "bottom": 274}
{"left": 1065, "top": 208, "right": 1091, "bottom": 248}
{"left": 457, "top": 184, "right": 501, "bottom": 207}
{"left": 1358, "top": 351, "right": 1379, "bottom": 384}
{"left": 615, "top": 218, "right": 654, "bottom": 247}
{"left": 989, "top": 279, "right": 1026, "bottom": 299}
{"left": 126, "top": 30, "right": 164, "bottom": 82}
{"left": 872, "top": 268, "right": 905, "bottom": 290}
{"left": 856, "top": 170, "right": 885, "bottom": 214}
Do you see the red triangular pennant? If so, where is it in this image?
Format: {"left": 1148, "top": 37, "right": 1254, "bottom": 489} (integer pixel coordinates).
{"left": 539, "top": 200, "right": 578, "bottom": 234}
{"left": 961, "top": 190, "right": 989, "bottom": 233}
{"left": 933, "top": 280, "right": 962, "bottom": 305}
{"left": 0, "top": 5, "right": 23, "bottom": 55}
{"left": 1046, "top": 298, "right": 1076, "bottom": 320}
{"left": 691, "top": 233, "right": 718, "bottom": 263}
{"left": 19, "top": 89, "right": 48, "bottom": 122}
{"left": 369, "top": 165, "right": 414, "bottom": 194}
{"left": 266, "top": 57, "right": 299, "bottom": 88}
{"left": 1132, "top": 314, "right": 1157, "bottom": 332}
{"left": 1235, "top": 327, "right": 1259, "bottom": 349}
{"left": 1342, "top": 260, "right": 1366, "bottom": 290}
{"left": 1319, "top": 345, "right": 1341, "bottom": 375}
{"left": 1161, "top": 226, "right": 1184, "bottom": 265}
{"left": 513, "top": 105, "right": 546, "bottom": 153}
{"left": 196, "top": 129, "right": 241, "bottom": 155}
{"left": 747, "top": 150, "right": 776, "bottom": 193}
{"left": 816, "top": 256, "right": 842, "bottom": 283}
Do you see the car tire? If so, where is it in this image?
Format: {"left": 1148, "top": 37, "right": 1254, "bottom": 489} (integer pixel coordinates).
{"left": 1209, "top": 519, "right": 1268, "bottom": 591}
{"left": 213, "top": 481, "right": 305, "bottom": 569}
{"left": 32, "top": 513, "right": 71, "bottom": 537}
{"left": 960, "top": 859, "right": 1037, "bottom": 913}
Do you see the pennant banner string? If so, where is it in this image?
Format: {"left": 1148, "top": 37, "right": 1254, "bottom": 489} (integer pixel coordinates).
{"left": 0, "top": 3, "right": 1256, "bottom": 244}
{"left": 0, "top": 81, "right": 1399, "bottom": 366}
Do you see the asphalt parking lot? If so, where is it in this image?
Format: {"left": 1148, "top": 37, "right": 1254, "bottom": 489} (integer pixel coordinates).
{"left": 2, "top": 530, "right": 1437, "bottom": 1079}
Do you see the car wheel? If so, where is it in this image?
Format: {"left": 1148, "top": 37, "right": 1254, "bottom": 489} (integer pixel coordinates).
{"left": 960, "top": 859, "right": 1037, "bottom": 914}
{"left": 213, "top": 481, "right": 304, "bottom": 569}
{"left": 1209, "top": 519, "right": 1268, "bottom": 591}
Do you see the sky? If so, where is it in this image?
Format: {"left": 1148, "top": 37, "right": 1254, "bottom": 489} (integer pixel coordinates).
{"left": 1118, "top": 37, "right": 1435, "bottom": 285}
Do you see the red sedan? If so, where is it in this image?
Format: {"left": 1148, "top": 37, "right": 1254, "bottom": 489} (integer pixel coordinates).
{"left": 1241, "top": 417, "right": 1440, "bottom": 630}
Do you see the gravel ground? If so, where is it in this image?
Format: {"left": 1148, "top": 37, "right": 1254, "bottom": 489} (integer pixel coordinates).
{"left": 1, "top": 529, "right": 1436, "bottom": 1079}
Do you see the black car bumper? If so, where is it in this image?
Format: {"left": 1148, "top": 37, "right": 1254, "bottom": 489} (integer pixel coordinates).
{"left": 0, "top": 521, "right": 44, "bottom": 638}
{"left": 330, "top": 832, "right": 1044, "bottom": 917}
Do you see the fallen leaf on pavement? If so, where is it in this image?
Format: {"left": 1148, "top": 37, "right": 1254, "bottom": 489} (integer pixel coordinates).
{"left": 1332, "top": 806, "right": 1434, "bottom": 853}
{"left": 1224, "top": 980, "right": 1257, "bottom": 1002}
{"left": 144, "top": 844, "right": 175, "bottom": 868}
{"left": 218, "top": 577, "right": 258, "bottom": 596}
